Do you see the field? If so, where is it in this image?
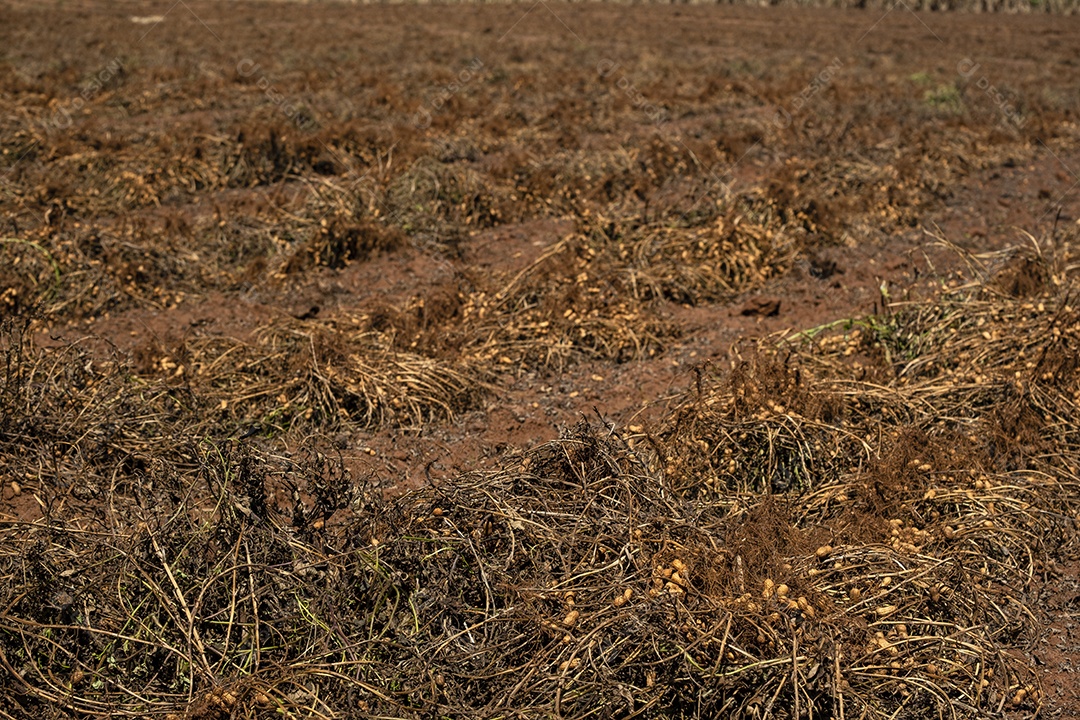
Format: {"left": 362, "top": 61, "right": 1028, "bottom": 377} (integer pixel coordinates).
{"left": 2, "top": 1, "right": 1080, "bottom": 718}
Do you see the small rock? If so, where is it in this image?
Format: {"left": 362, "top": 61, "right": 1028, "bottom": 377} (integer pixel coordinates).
{"left": 740, "top": 296, "right": 781, "bottom": 317}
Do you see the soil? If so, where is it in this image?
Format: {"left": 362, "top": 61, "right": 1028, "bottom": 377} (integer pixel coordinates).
{"left": 2, "top": 1, "right": 1079, "bottom": 716}
{"left": 1035, "top": 562, "right": 1080, "bottom": 716}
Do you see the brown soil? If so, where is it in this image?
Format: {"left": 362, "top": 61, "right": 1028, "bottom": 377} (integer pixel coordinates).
{"left": 2, "top": 1, "right": 1079, "bottom": 717}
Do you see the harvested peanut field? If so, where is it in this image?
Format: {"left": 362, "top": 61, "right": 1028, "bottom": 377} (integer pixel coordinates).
{"left": 2, "top": 1, "right": 1080, "bottom": 718}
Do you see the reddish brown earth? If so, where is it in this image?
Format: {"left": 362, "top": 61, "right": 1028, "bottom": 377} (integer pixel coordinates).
{"left": 2, "top": 1, "right": 1079, "bottom": 716}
